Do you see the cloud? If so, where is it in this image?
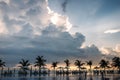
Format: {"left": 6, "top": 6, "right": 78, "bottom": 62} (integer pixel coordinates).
{"left": 99, "top": 45, "right": 120, "bottom": 60}
{"left": 48, "top": 0, "right": 120, "bottom": 49}
{"left": 0, "top": 0, "right": 103, "bottom": 66}
{"left": 101, "top": 44, "right": 120, "bottom": 56}
{"left": 0, "top": 24, "right": 103, "bottom": 66}
{"left": 47, "top": 7, "right": 72, "bottom": 31}
{"left": 0, "top": 0, "right": 72, "bottom": 36}
{"left": 104, "top": 29, "right": 120, "bottom": 34}
{"left": 81, "top": 45, "right": 102, "bottom": 63}
{"left": 115, "top": 44, "right": 120, "bottom": 52}
{"left": 61, "top": 0, "right": 68, "bottom": 12}
{"left": 0, "top": 20, "right": 8, "bottom": 34}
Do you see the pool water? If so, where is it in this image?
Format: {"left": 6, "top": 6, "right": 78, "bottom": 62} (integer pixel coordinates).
{"left": 0, "top": 75, "right": 118, "bottom": 80}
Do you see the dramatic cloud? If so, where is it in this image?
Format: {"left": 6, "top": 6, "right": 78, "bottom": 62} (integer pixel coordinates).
{"left": 47, "top": 7, "right": 72, "bottom": 31}
{"left": 0, "top": 0, "right": 104, "bottom": 67}
{"left": 0, "top": 24, "right": 98, "bottom": 66}
{"left": 0, "top": 0, "right": 71, "bottom": 36}
{"left": 81, "top": 45, "right": 102, "bottom": 64}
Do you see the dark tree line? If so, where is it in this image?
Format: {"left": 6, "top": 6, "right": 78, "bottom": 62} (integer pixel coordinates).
{"left": 1, "top": 56, "right": 120, "bottom": 77}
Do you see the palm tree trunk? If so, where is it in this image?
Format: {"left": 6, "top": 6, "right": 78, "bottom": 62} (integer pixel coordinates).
{"left": 90, "top": 66, "right": 91, "bottom": 71}
{"left": 79, "top": 67, "right": 80, "bottom": 74}
{"left": 30, "top": 66, "right": 32, "bottom": 77}
{"left": 14, "top": 68, "right": 15, "bottom": 77}
{"left": 67, "top": 67, "right": 69, "bottom": 75}
{"left": 0, "top": 68, "right": 1, "bottom": 76}
{"left": 39, "top": 66, "right": 41, "bottom": 76}
{"left": 8, "top": 67, "right": 10, "bottom": 74}
{"left": 1, "top": 67, "right": 3, "bottom": 75}
{"left": 90, "top": 66, "right": 92, "bottom": 79}
{"left": 54, "top": 67, "right": 56, "bottom": 75}
{"left": 90, "top": 66, "right": 92, "bottom": 74}
{"left": 104, "top": 68, "right": 106, "bottom": 75}
{"left": 101, "top": 69, "right": 104, "bottom": 80}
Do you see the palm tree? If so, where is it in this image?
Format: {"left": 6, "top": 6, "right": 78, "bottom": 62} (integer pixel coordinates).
{"left": 57, "top": 67, "right": 64, "bottom": 74}
{"left": 30, "top": 66, "right": 32, "bottom": 76}
{"left": 64, "top": 59, "right": 70, "bottom": 74}
{"left": 99, "top": 59, "right": 109, "bottom": 75}
{"left": 112, "top": 57, "right": 120, "bottom": 73}
{"left": 35, "top": 56, "right": 46, "bottom": 75}
{"left": 0, "top": 59, "right": 5, "bottom": 75}
{"left": 19, "top": 59, "right": 30, "bottom": 74}
{"left": 51, "top": 62, "right": 59, "bottom": 74}
{"left": 94, "top": 66, "right": 100, "bottom": 75}
{"left": 74, "top": 60, "right": 84, "bottom": 74}
{"left": 86, "top": 60, "right": 92, "bottom": 73}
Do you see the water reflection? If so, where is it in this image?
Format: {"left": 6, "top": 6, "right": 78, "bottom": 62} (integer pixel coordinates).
{"left": 52, "top": 76, "right": 57, "bottom": 80}
{"left": 77, "top": 76, "right": 82, "bottom": 80}
{"left": 66, "top": 76, "right": 69, "bottom": 80}
{"left": 0, "top": 75, "right": 115, "bottom": 80}
{"left": 19, "top": 77, "right": 28, "bottom": 80}
{"left": 90, "top": 77, "right": 93, "bottom": 80}
{"left": 37, "top": 77, "right": 46, "bottom": 80}
{"left": 89, "top": 75, "right": 93, "bottom": 80}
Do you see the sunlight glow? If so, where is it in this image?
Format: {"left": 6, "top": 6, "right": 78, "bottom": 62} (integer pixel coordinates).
{"left": 104, "top": 29, "right": 120, "bottom": 34}
{"left": 47, "top": 6, "right": 72, "bottom": 31}
{"left": 50, "top": 13, "right": 59, "bottom": 25}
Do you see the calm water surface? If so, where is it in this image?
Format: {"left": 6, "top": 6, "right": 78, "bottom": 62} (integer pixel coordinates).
{"left": 0, "top": 75, "right": 118, "bottom": 80}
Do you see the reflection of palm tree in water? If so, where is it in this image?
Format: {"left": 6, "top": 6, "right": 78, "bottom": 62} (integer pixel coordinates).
{"left": 77, "top": 76, "right": 82, "bottom": 80}
{"left": 66, "top": 75, "right": 70, "bottom": 80}
{"left": 89, "top": 77, "right": 93, "bottom": 80}
{"left": 52, "top": 71, "right": 57, "bottom": 80}
{"left": 38, "top": 77, "right": 42, "bottom": 80}
{"left": 76, "top": 74, "right": 87, "bottom": 80}
{"left": 52, "top": 76, "right": 57, "bottom": 80}
{"left": 37, "top": 77, "right": 46, "bottom": 80}
{"left": 19, "top": 77, "right": 28, "bottom": 80}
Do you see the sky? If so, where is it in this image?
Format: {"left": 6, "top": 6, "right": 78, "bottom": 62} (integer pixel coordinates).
{"left": 0, "top": 0, "right": 120, "bottom": 67}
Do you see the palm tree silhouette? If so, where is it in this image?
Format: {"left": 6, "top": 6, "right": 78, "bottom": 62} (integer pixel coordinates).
{"left": 112, "top": 57, "right": 120, "bottom": 73}
{"left": 51, "top": 62, "right": 59, "bottom": 74}
{"left": 74, "top": 60, "right": 84, "bottom": 74}
{"left": 35, "top": 56, "right": 46, "bottom": 75}
{"left": 99, "top": 59, "right": 109, "bottom": 75}
{"left": 19, "top": 59, "right": 30, "bottom": 75}
{"left": 0, "top": 59, "right": 5, "bottom": 75}
{"left": 64, "top": 59, "right": 70, "bottom": 74}
{"left": 86, "top": 60, "right": 92, "bottom": 73}
{"left": 86, "top": 60, "right": 93, "bottom": 79}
